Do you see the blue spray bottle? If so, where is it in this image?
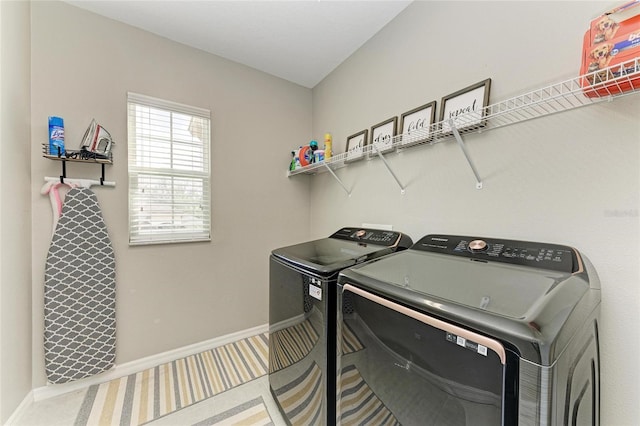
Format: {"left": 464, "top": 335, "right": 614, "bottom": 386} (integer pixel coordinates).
{"left": 48, "top": 116, "right": 65, "bottom": 156}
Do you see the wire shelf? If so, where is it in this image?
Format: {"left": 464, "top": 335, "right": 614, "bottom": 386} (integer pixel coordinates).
{"left": 289, "top": 57, "right": 640, "bottom": 177}
{"left": 42, "top": 143, "right": 113, "bottom": 164}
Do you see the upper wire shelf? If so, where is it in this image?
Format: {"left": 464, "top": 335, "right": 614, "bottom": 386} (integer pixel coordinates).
{"left": 289, "top": 57, "right": 640, "bottom": 177}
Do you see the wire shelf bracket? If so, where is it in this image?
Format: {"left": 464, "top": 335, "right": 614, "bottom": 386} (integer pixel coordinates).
{"left": 449, "top": 119, "right": 483, "bottom": 190}
{"left": 372, "top": 144, "right": 406, "bottom": 194}
{"left": 323, "top": 162, "right": 351, "bottom": 196}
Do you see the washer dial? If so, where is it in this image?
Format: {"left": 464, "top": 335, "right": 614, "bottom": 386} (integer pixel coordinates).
{"left": 469, "top": 239, "right": 488, "bottom": 252}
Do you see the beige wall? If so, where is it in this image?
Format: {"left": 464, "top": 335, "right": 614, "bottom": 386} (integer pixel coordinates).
{"left": 0, "top": 0, "right": 33, "bottom": 422}
{"left": 311, "top": 1, "right": 640, "bottom": 424}
{"left": 30, "top": 1, "right": 312, "bottom": 387}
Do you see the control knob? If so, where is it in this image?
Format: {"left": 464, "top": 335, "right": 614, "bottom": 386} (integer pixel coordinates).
{"left": 468, "top": 239, "right": 489, "bottom": 252}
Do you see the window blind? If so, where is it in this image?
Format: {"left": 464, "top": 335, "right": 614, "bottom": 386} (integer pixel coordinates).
{"left": 127, "top": 93, "right": 211, "bottom": 245}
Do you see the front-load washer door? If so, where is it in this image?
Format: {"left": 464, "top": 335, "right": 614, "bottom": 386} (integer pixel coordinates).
{"left": 338, "top": 284, "right": 510, "bottom": 426}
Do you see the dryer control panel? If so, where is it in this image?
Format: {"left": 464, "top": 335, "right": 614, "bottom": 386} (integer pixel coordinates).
{"left": 330, "top": 227, "right": 408, "bottom": 247}
{"left": 414, "top": 234, "right": 581, "bottom": 273}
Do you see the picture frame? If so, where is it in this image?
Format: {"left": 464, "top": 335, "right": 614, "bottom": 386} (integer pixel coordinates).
{"left": 345, "top": 129, "right": 368, "bottom": 163}
{"left": 370, "top": 117, "right": 398, "bottom": 154}
{"left": 398, "top": 101, "right": 436, "bottom": 147}
{"left": 439, "top": 78, "right": 491, "bottom": 134}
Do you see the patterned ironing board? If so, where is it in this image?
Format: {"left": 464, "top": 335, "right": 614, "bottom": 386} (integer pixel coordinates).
{"left": 44, "top": 187, "right": 116, "bottom": 384}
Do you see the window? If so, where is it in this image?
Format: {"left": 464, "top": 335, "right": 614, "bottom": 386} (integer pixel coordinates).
{"left": 127, "top": 93, "right": 211, "bottom": 245}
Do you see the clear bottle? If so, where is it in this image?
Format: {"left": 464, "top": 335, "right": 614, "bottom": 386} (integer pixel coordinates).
{"left": 295, "top": 147, "right": 301, "bottom": 169}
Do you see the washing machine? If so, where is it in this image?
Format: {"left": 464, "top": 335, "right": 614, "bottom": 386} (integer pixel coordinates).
{"left": 336, "top": 234, "right": 601, "bottom": 426}
{"left": 269, "top": 227, "right": 413, "bottom": 425}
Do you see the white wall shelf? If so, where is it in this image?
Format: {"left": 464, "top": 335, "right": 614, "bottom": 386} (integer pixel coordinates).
{"left": 288, "top": 58, "right": 640, "bottom": 190}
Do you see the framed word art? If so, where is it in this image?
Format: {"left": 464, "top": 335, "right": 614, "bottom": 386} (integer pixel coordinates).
{"left": 370, "top": 117, "right": 398, "bottom": 154}
{"left": 345, "top": 129, "right": 368, "bottom": 163}
{"left": 399, "top": 101, "right": 436, "bottom": 147}
{"left": 439, "top": 78, "right": 491, "bottom": 134}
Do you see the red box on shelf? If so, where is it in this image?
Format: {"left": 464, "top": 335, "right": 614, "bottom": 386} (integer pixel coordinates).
{"left": 581, "top": 1, "right": 640, "bottom": 97}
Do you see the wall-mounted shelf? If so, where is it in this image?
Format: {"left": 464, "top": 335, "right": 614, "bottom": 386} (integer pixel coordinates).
{"left": 42, "top": 144, "right": 114, "bottom": 186}
{"left": 289, "top": 57, "right": 640, "bottom": 191}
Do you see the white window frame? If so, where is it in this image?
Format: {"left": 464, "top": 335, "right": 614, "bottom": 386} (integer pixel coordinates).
{"left": 127, "top": 93, "right": 211, "bottom": 245}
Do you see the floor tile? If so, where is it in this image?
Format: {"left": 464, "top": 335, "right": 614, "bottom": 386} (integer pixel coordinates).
{"left": 17, "top": 388, "right": 87, "bottom": 426}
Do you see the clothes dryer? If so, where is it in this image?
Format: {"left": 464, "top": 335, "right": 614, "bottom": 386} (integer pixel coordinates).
{"left": 337, "top": 234, "right": 601, "bottom": 425}
{"left": 269, "top": 227, "right": 412, "bottom": 425}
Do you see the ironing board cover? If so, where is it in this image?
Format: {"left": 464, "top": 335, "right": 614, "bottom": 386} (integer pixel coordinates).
{"left": 44, "top": 187, "right": 116, "bottom": 384}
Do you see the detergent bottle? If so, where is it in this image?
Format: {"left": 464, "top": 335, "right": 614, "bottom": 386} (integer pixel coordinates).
{"left": 324, "top": 133, "right": 332, "bottom": 159}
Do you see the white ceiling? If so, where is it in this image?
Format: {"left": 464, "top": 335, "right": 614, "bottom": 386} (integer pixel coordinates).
{"left": 65, "top": 1, "right": 412, "bottom": 88}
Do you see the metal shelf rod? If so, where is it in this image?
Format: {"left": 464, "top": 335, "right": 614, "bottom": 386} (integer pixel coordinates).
{"left": 372, "top": 144, "right": 406, "bottom": 194}
{"left": 450, "top": 120, "right": 483, "bottom": 190}
{"left": 322, "top": 162, "right": 351, "bottom": 196}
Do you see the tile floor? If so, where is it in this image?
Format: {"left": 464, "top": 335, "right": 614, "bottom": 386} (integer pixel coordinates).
{"left": 16, "top": 376, "right": 287, "bottom": 426}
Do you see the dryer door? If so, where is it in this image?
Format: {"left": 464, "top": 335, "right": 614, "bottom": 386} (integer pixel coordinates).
{"left": 338, "top": 284, "right": 508, "bottom": 426}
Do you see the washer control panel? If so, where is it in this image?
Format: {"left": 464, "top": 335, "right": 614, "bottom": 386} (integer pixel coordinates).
{"left": 414, "top": 234, "right": 580, "bottom": 273}
{"left": 330, "top": 227, "right": 401, "bottom": 246}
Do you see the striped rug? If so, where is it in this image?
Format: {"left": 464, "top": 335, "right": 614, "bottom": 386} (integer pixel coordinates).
{"left": 75, "top": 333, "right": 269, "bottom": 426}
{"left": 192, "top": 396, "right": 273, "bottom": 426}
{"left": 341, "top": 322, "right": 364, "bottom": 355}
{"left": 273, "top": 362, "right": 322, "bottom": 426}
{"left": 269, "top": 320, "right": 364, "bottom": 374}
{"left": 339, "top": 364, "right": 400, "bottom": 426}
{"left": 269, "top": 319, "right": 318, "bottom": 373}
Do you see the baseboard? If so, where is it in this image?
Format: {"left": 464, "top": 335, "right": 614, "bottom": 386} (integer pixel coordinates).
{"left": 32, "top": 323, "right": 268, "bottom": 402}
{"left": 270, "top": 313, "right": 306, "bottom": 333}
{"left": 4, "top": 391, "right": 34, "bottom": 426}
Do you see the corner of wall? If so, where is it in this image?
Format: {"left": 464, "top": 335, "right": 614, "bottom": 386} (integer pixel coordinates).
{"left": 0, "top": 0, "right": 33, "bottom": 423}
